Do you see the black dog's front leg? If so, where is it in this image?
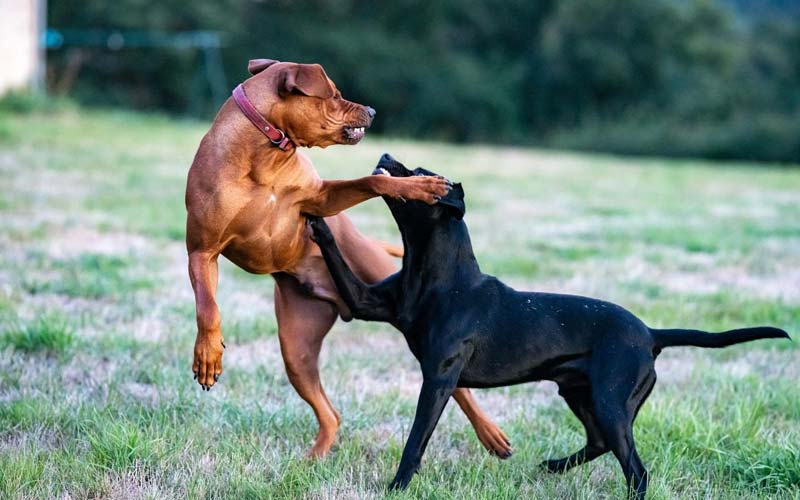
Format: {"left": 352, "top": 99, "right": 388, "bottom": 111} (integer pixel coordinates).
{"left": 307, "top": 216, "right": 396, "bottom": 322}
{"left": 389, "top": 377, "right": 458, "bottom": 490}
{"left": 390, "top": 346, "right": 471, "bottom": 490}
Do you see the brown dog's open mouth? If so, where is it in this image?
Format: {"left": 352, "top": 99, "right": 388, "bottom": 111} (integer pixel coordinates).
{"left": 342, "top": 125, "right": 368, "bottom": 144}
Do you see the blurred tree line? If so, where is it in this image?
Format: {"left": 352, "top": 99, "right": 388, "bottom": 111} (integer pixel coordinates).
{"left": 47, "top": 0, "right": 800, "bottom": 162}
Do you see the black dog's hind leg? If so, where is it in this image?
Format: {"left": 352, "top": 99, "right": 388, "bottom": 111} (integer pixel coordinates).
{"left": 542, "top": 385, "right": 607, "bottom": 473}
{"left": 591, "top": 354, "right": 656, "bottom": 500}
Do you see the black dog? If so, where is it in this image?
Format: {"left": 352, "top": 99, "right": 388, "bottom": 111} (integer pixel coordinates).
{"left": 306, "top": 154, "right": 790, "bottom": 498}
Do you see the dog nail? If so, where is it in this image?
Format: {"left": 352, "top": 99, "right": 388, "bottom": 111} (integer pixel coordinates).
{"left": 214, "top": 374, "right": 219, "bottom": 381}
{"left": 193, "top": 372, "right": 198, "bottom": 380}
{"left": 434, "top": 195, "right": 441, "bottom": 201}
{"left": 221, "top": 341, "right": 226, "bottom": 349}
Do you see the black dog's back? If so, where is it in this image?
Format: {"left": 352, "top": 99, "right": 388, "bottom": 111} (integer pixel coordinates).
{"left": 461, "top": 280, "right": 789, "bottom": 389}
{"left": 457, "top": 280, "right": 654, "bottom": 388}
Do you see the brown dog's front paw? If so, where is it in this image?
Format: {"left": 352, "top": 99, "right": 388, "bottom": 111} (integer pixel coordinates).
{"left": 393, "top": 175, "right": 452, "bottom": 204}
{"left": 192, "top": 336, "right": 224, "bottom": 391}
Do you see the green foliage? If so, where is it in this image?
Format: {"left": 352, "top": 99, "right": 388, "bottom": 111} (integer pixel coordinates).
{"left": 0, "top": 90, "right": 75, "bottom": 115}
{"left": 84, "top": 418, "right": 163, "bottom": 471}
{"left": 0, "top": 91, "right": 50, "bottom": 114}
{"left": 0, "top": 450, "right": 45, "bottom": 499}
{"left": 44, "top": 0, "right": 800, "bottom": 162}
{"left": 1, "top": 315, "right": 75, "bottom": 355}
{"left": 23, "top": 253, "right": 155, "bottom": 299}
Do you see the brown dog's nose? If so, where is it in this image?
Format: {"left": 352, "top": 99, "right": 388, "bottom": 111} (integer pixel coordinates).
{"left": 366, "top": 106, "right": 376, "bottom": 119}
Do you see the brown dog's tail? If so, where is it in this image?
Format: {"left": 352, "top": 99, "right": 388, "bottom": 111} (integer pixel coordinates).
{"left": 376, "top": 240, "right": 404, "bottom": 258}
{"left": 651, "top": 326, "right": 789, "bottom": 349}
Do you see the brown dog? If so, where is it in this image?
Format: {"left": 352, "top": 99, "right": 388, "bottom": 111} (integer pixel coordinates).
{"left": 185, "top": 59, "right": 512, "bottom": 458}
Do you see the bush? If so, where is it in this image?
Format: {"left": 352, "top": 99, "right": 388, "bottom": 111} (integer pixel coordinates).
{"left": 44, "top": 0, "right": 800, "bottom": 163}
{"left": 548, "top": 111, "right": 800, "bottom": 163}
{"left": 0, "top": 91, "right": 76, "bottom": 115}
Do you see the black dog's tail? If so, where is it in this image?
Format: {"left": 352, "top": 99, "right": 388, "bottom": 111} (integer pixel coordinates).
{"left": 651, "top": 326, "right": 790, "bottom": 349}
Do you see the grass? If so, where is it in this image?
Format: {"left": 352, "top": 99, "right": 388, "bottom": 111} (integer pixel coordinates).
{"left": 21, "top": 252, "right": 156, "bottom": 299}
{"left": 0, "top": 106, "right": 798, "bottom": 499}
{"left": 1, "top": 315, "right": 76, "bottom": 355}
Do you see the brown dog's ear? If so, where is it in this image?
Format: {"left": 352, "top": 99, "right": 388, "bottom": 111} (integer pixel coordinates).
{"left": 248, "top": 59, "right": 279, "bottom": 75}
{"left": 280, "top": 64, "right": 335, "bottom": 99}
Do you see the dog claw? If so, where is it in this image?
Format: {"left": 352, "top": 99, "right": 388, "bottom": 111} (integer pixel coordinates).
{"left": 193, "top": 371, "right": 198, "bottom": 380}
{"left": 434, "top": 195, "right": 442, "bottom": 201}
{"left": 214, "top": 374, "right": 220, "bottom": 382}
{"left": 221, "top": 340, "right": 226, "bottom": 349}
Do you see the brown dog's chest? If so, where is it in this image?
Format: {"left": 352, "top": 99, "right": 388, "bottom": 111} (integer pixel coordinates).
{"left": 219, "top": 185, "right": 312, "bottom": 274}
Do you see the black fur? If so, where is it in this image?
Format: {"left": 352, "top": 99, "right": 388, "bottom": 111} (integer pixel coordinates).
{"left": 306, "top": 154, "right": 791, "bottom": 498}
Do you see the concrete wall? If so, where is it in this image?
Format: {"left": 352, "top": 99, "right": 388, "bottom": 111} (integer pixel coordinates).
{"left": 0, "top": 0, "right": 44, "bottom": 94}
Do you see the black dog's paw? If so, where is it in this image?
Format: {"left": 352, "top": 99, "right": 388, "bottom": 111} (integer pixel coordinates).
{"left": 305, "top": 215, "right": 334, "bottom": 244}
{"left": 387, "top": 479, "right": 408, "bottom": 491}
{"left": 539, "top": 458, "right": 569, "bottom": 474}
{"left": 387, "top": 471, "right": 414, "bottom": 491}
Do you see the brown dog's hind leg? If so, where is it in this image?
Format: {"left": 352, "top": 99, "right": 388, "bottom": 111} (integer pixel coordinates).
{"left": 274, "top": 272, "right": 341, "bottom": 458}
{"left": 452, "top": 388, "right": 513, "bottom": 458}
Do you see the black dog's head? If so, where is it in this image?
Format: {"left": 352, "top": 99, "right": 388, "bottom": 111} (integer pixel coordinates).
{"left": 372, "top": 154, "right": 465, "bottom": 229}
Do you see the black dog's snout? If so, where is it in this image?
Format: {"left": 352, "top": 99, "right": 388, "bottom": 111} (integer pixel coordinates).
{"left": 380, "top": 153, "right": 395, "bottom": 163}
{"left": 366, "top": 106, "right": 377, "bottom": 119}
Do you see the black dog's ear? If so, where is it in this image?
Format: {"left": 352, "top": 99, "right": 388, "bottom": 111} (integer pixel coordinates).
{"left": 437, "top": 182, "right": 465, "bottom": 220}
{"left": 248, "top": 59, "right": 279, "bottom": 75}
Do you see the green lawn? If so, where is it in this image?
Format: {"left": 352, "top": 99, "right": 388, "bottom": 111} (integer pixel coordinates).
{"left": 0, "top": 108, "right": 798, "bottom": 499}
